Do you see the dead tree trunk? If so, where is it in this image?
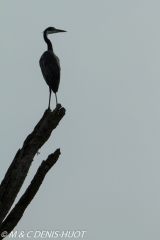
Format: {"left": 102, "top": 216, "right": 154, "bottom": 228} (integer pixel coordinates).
{"left": 0, "top": 104, "right": 66, "bottom": 239}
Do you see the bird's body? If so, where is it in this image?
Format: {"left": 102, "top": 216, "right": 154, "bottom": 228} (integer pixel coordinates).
{"left": 39, "top": 27, "right": 66, "bottom": 108}
{"left": 39, "top": 50, "right": 60, "bottom": 104}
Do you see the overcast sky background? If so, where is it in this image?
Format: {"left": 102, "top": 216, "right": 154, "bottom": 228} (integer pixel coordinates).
{"left": 1, "top": 1, "right": 160, "bottom": 239}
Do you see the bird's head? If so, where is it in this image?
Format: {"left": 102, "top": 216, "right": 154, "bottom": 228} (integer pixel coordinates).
{"left": 44, "top": 27, "right": 66, "bottom": 35}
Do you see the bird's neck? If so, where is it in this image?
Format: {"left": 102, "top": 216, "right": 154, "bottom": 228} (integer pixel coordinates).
{"left": 43, "top": 31, "right": 53, "bottom": 51}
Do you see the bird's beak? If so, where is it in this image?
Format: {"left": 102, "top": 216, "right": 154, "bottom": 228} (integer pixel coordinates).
{"left": 55, "top": 29, "right": 67, "bottom": 33}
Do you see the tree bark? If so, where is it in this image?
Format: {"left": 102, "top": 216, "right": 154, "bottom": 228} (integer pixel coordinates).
{"left": 0, "top": 104, "right": 65, "bottom": 238}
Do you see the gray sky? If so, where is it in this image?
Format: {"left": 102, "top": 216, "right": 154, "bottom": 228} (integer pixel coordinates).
{"left": 1, "top": 1, "right": 160, "bottom": 239}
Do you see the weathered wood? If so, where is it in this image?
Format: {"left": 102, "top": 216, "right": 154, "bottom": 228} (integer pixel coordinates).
{"left": 0, "top": 104, "right": 65, "bottom": 225}
{"left": 0, "top": 149, "right": 61, "bottom": 239}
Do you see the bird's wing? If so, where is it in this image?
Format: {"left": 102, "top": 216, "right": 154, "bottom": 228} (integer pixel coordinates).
{"left": 39, "top": 51, "right": 60, "bottom": 93}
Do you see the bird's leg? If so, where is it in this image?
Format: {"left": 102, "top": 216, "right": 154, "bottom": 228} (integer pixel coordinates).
{"left": 48, "top": 87, "right": 52, "bottom": 109}
{"left": 55, "top": 93, "right": 58, "bottom": 105}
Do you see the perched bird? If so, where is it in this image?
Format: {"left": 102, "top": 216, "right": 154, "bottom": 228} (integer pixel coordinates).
{"left": 39, "top": 27, "right": 66, "bottom": 109}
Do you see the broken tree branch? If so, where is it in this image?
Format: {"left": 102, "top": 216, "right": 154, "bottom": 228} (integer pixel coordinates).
{"left": 0, "top": 104, "right": 65, "bottom": 224}
{"left": 0, "top": 149, "right": 61, "bottom": 239}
